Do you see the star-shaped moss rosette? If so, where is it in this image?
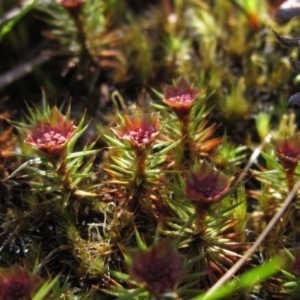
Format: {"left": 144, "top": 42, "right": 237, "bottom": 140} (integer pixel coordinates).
{"left": 0, "top": 265, "right": 42, "bottom": 300}
{"left": 25, "top": 106, "right": 77, "bottom": 160}
{"left": 127, "top": 238, "right": 185, "bottom": 297}
{"left": 185, "top": 160, "right": 234, "bottom": 210}
{"left": 272, "top": 133, "right": 300, "bottom": 171}
{"left": 163, "top": 77, "right": 201, "bottom": 121}
{"left": 111, "top": 112, "right": 160, "bottom": 153}
{"left": 7, "top": 99, "right": 98, "bottom": 200}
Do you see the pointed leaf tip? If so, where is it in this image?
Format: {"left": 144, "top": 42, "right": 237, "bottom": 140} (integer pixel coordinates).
{"left": 273, "top": 30, "right": 300, "bottom": 48}
{"left": 288, "top": 92, "right": 300, "bottom": 106}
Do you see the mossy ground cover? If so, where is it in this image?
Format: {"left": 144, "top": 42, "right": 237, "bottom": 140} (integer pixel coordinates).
{"left": 1, "top": 1, "right": 300, "bottom": 299}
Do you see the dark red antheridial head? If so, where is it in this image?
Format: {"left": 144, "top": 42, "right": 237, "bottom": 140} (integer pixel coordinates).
{"left": 272, "top": 134, "right": 300, "bottom": 170}
{"left": 128, "top": 238, "right": 184, "bottom": 296}
{"left": 0, "top": 266, "right": 42, "bottom": 300}
{"left": 185, "top": 160, "right": 233, "bottom": 207}
{"left": 57, "top": 0, "right": 86, "bottom": 9}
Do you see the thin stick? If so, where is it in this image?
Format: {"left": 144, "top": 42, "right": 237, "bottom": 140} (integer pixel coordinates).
{"left": 0, "top": 54, "right": 49, "bottom": 91}
{"left": 36, "top": 245, "right": 72, "bottom": 274}
{"left": 0, "top": 8, "right": 21, "bottom": 25}
{"left": 237, "top": 133, "right": 271, "bottom": 184}
{"left": 201, "top": 177, "right": 300, "bottom": 299}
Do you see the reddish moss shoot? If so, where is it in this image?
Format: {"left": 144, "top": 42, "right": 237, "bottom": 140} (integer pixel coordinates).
{"left": 56, "top": 0, "right": 86, "bottom": 12}
{"left": 272, "top": 134, "right": 300, "bottom": 171}
{"left": 185, "top": 160, "right": 233, "bottom": 210}
{"left": 25, "top": 107, "right": 77, "bottom": 160}
{"left": 128, "top": 238, "right": 184, "bottom": 297}
{"left": 163, "top": 77, "right": 201, "bottom": 121}
{"left": 0, "top": 266, "right": 42, "bottom": 300}
{"left": 111, "top": 112, "right": 160, "bottom": 153}
{"left": 272, "top": 134, "right": 300, "bottom": 190}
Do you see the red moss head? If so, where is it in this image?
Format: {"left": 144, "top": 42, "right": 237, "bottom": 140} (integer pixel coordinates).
{"left": 56, "top": 0, "right": 86, "bottom": 14}
{"left": 163, "top": 77, "right": 201, "bottom": 120}
{"left": 25, "top": 107, "right": 77, "bottom": 159}
{"left": 111, "top": 112, "right": 160, "bottom": 151}
{"left": 272, "top": 134, "right": 300, "bottom": 171}
{"left": 128, "top": 238, "right": 184, "bottom": 297}
{"left": 185, "top": 160, "right": 233, "bottom": 209}
{"left": 0, "top": 265, "right": 42, "bottom": 300}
